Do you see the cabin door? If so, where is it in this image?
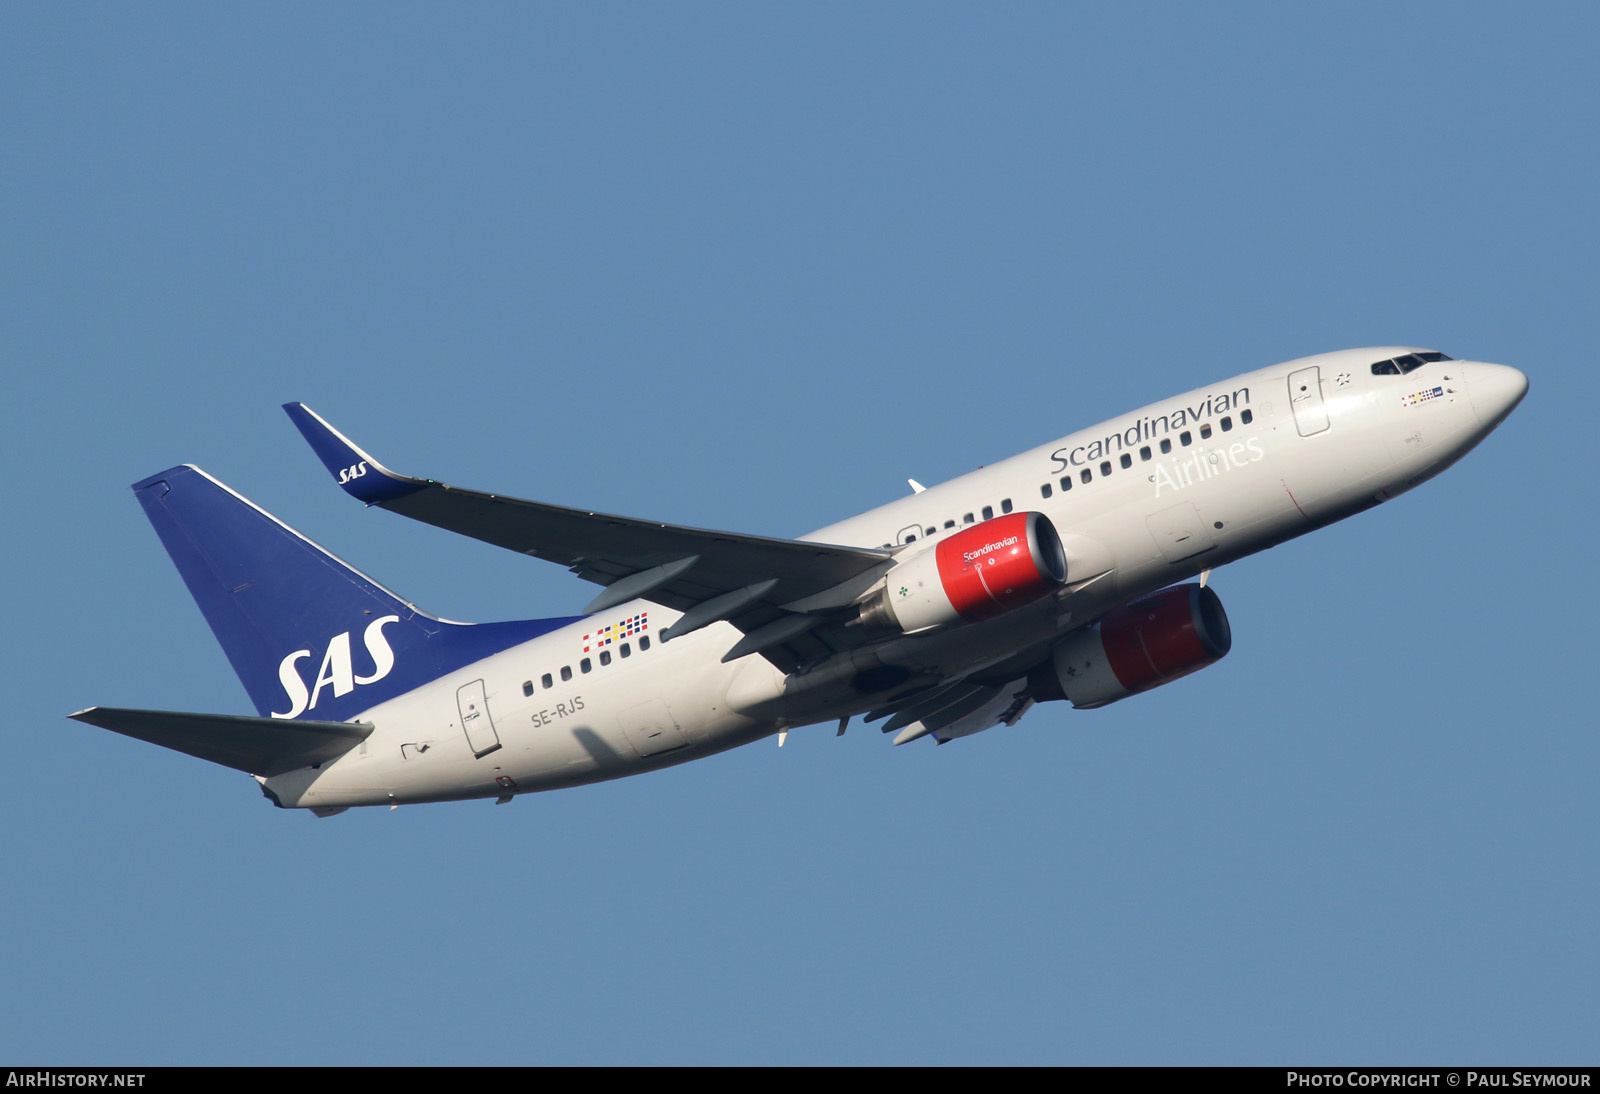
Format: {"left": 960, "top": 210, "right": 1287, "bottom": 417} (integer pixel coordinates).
{"left": 1287, "top": 367, "right": 1330, "bottom": 436}
{"left": 456, "top": 680, "right": 502, "bottom": 758}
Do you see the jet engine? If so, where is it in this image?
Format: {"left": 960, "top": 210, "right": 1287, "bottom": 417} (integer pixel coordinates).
{"left": 858, "top": 512, "right": 1067, "bottom": 634}
{"left": 1032, "top": 583, "right": 1232, "bottom": 708}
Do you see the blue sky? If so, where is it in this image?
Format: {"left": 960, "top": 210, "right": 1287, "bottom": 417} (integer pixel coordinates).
{"left": 4, "top": 3, "right": 1596, "bottom": 1064}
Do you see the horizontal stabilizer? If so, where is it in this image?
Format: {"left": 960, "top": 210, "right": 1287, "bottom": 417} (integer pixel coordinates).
{"left": 70, "top": 707, "right": 373, "bottom": 777}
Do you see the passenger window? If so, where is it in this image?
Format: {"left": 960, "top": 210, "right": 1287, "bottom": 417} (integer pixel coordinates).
{"left": 1180, "top": 431, "right": 1192, "bottom": 446}
{"left": 1100, "top": 461, "right": 1112, "bottom": 476}
{"left": 1059, "top": 476, "right": 1073, "bottom": 492}
{"left": 926, "top": 527, "right": 936, "bottom": 536}
{"left": 1001, "top": 498, "right": 1013, "bottom": 514}
{"left": 944, "top": 519, "right": 955, "bottom": 528}
{"left": 523, "top": 681, "right": 533, "bottom": 696}
{"left": 541, "top": 673, "right": 553, "bottom": 689}
{"left": 561, "top": 666, "right": 572, "bottom": 682}
{"left": 1220, "top": 417, "right": 1232, "bottom": 432}
{"left": 1200, "top": 424, "right": 1212, "bottom": 440}
{"left": 599, "top": 650, "right": 611, "bottom": 666}
{"left": 1139, "top": 446, "right": 1151, "bottom": 461}
{"left": 964, "top": 513, "right": 975, "bottom": 524}
{"left": 620, "top": 643, "right": 630, "bottom": 658}
{"left": 1240, "top": 409, "right": 1253, "bottom": 425}
{"left": 581, "top": 658, "right": 592, "bottom": 674}
{"left": 1119, "top": 453, "right": 1132, "bottom": 469}
{"left": 1040, "top": 483, "right": 1052, "bottom": 499}
{"left": 640, "top": 636, "right": 650, "bottom": 652}
{"left": 1160, "top": 438, "right": 1172, "bottom": 454}
{"left": 1080, "top": 469, "right": 1091, "bottom": 484}
{"left": 982, "top": 505, "right": 994, "bottom": 520}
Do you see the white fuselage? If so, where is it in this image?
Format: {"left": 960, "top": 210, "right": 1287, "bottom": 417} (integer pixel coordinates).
{"left": 266, "top": 348, "right": 1525, "bottom": 809}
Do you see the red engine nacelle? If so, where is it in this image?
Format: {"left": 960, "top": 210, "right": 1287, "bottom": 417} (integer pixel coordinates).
{"left": 859, "top": 512, "right": 1067, "bottom": 634}
{"left": 1033, "top": 583, "right": 1232, "bottom": 708}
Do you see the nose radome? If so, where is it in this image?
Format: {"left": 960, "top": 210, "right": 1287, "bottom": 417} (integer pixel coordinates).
{"left": 1464, "top": 362, "right": 1529, "bottom": 429}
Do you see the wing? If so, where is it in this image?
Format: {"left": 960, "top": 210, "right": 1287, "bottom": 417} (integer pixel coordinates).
{"left": 864, "top": 676, "right": 1035, "bottom": 745}
{"left": 283, "top": 404, "right": 895, "bottom": 669}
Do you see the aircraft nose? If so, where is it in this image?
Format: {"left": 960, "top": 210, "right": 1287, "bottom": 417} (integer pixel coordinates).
{"left": 1463, "top": 362, "right": 1529, "bottom": 429}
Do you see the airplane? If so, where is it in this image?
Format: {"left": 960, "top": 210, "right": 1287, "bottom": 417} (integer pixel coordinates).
{"left": 71, "top": 347, "right": 1527, "bottom": 816}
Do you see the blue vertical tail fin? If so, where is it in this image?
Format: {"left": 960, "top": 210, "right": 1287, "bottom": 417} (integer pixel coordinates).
{"left": 134, "top": 465, "right": 577, "bottom": 721}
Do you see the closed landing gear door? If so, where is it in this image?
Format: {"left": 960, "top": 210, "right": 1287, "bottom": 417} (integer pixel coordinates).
{"left": 620, "top": 699, "right": 688, "bottom": 757}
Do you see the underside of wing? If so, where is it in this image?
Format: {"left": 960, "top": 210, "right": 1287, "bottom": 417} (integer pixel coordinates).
{"left": 70, "top": 707, "right": 373, "bottom": 778}
{"left": 284, "top": 404, "right": 895, "bottom": 670}
{"left": 865, "top": 677, "right": 1035, "bottom": 745}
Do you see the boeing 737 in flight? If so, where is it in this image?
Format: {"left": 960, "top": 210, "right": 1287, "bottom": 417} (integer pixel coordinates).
{"left": 72, "top": 348, "right": 1527, "bottom": 815}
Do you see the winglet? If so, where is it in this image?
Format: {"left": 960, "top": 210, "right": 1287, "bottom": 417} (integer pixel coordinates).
{"left": 282, "top": 403, "right": 426, "bottom": 504}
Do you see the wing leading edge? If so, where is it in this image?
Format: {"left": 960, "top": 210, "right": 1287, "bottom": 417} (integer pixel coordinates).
{"left": 283, "top": 403, "right": 894, "bottom": 668}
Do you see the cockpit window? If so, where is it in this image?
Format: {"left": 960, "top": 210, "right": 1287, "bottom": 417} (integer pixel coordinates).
{"left": 1371, "top": 350, "right": 1453, "bottom": 376}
